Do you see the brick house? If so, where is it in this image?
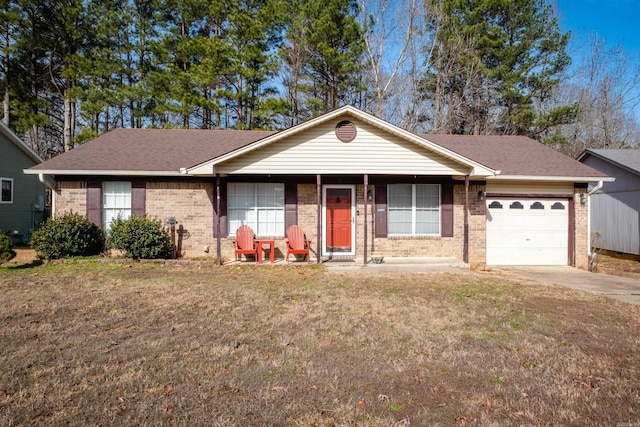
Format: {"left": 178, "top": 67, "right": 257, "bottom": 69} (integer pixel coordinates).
{"left": 25, "top": 106, "right": 611, "bottom": 268}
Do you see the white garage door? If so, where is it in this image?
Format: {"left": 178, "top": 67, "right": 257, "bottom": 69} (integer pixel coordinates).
{"left": 486, "top": 198, "right": 569, "bottom": 265}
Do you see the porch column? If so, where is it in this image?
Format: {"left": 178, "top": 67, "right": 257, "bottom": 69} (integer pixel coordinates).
{"left": 363, "top": 174, "right": 368, "bottom": 266}
{"left": 316, "top": 174, "right": 321, "bottom": 264}
{"left": 464, "top": 175, "right": 469, "bottom": 264}
{"left": 216, "top": 175, "right": 221, "bottom": 266}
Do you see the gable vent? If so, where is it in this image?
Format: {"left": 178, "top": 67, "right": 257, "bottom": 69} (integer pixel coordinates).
{"left": 335, "top": 120, "right": 357, "bottom": 142}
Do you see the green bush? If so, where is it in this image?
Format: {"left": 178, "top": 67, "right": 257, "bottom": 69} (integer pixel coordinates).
{"left": 108, "top": 215, "right": 173, "bottom": 259}
{"left": 31, "top": 212, "right": 105, "bottom": 259}
{"left": 0, "top": 231, "right": 15, "bottom": 263}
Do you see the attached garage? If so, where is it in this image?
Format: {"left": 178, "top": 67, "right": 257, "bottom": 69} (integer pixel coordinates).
{"left": 486, "top": 198, "right": 569, "bottom": 265}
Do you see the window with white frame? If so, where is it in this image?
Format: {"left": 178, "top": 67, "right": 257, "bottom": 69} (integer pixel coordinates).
{"left": 0, "top": 178, "right": 13, "bottom": 203}
{"left": 388, "top": 184, "right": 440, "bottom": 235}
{"left": 228, "top": 182, "right": 284, "bottom": 236}
{"left": 103, "top": 181, "right": 131, "bottom": 230}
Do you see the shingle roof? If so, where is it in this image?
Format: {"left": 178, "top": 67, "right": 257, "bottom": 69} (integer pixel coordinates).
{"left": 28, "top": 125, "right": 607, "bottom": 180}
{"left": 29, "top": 128, "right": 275, "bottom": 172}
{"left": 423, "top": 134, "right": 608, "bottom": 178}
{"left": 579, "top": 149, "right": 640, "bottom": 176}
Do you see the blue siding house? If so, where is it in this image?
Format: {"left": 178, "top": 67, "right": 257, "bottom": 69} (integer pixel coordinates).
{"left": 0, "top": 122, "right": 47, "bottom": 244}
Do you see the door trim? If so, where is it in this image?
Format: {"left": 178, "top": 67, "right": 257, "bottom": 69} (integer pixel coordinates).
{"left": 322, "top": 185, "right": 356, "bottom": 256}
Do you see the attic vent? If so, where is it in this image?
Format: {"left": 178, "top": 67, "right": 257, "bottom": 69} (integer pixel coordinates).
{"left": 335, "top": 120, "right": 357, "bottom": 142}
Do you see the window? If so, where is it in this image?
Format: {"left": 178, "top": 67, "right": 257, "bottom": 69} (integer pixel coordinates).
{"left": 388, "top": 184, "right": 440, "bottom": 235}
{"left": 0, "top": 178, "right": 13, "bottom": 203}
{"left": 228, "top": 182, "right": 284, "bottom": 236}
{"left": 103, "top": 181, "right": 131, "bottom": 230}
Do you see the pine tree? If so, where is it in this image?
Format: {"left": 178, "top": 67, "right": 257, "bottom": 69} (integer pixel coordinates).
{"left": 423, "top": 0, "right": 573, "bottom": 138}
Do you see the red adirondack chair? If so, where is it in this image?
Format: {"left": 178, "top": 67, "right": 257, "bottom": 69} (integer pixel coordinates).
{"left": 233, "top": 225, "right": 258, "bottom": 263}
{"left": 285, "top": 225, "right": 312, "bottom": 264}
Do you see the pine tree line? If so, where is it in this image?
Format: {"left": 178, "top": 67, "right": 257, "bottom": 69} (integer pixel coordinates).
{"left": 1, "top": 0, "right": 637, "bottom": 159}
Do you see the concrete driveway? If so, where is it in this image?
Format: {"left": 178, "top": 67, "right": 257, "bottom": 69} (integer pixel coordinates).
{"left": 499, "top": 266, "right": 640, "bottom": 305}
{"left": 325, "top": 259, "right": 640, "bottom": 305}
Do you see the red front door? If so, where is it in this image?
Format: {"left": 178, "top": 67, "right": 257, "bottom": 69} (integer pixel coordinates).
{"left": 326, "top": 188, "right": 352, "bottom": 253}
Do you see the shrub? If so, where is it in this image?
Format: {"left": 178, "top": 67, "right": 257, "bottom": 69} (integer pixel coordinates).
{"left": 31, "top": 212, "right": 105, "bottom": 259}
{"left": 0, "top": 231, "right": 15, "bottom": 263}
{"left": 108, "top": 215, "right": 173, "bottom": 259}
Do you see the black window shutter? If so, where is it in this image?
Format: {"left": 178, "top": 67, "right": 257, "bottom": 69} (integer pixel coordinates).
{"left": 441, "top": 181, "right": 454, "bottom": 237}
{"left": 131, "top": 180, "right": 146, "bottom": 216}
{"left": 86, "top": 181, "right": 102, "bottom": 226}
{"left": 374, "top": 184, "right": 387, "bottom": 238}
{"left": 284, "top": 183, "right": 297, "bottom": 232}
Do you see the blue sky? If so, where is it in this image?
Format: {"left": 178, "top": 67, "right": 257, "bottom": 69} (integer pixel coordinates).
{"left": 554, "top": 0, "right": 640, "bottom": 57}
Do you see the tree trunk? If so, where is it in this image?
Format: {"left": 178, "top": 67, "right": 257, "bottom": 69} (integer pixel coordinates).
{"left": 2, "top": 31, "right": 8, "bottom": 126}
{"left": 63, "top": 79, "right": 74, "bottom": 151}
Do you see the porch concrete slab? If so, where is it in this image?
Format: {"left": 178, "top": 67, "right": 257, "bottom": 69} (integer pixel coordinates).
{"left": 499, "top": 266, "right": 640, "bottom": 305}
{"left": 323, "top": 257, "right": 470, "bottom": 273}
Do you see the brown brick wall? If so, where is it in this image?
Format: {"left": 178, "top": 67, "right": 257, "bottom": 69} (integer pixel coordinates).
{"left": 146, "top": 181, "right": 215, "bottom": 258}
{"left": 54, "top": 181, "right": 87, "bottom": 216}
{"left": 55, "top": 180, "right": 219, "bottom": 259}
{"left": 54, "top": 179, "right": 589, "bottom": 268}
{"left": 574, "top": 187, "right": 589, "bottom": 270}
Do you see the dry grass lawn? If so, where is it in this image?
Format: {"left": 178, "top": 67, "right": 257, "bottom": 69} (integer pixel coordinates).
{"left": 0, "top": 261, "right": 639, "bottom": 426}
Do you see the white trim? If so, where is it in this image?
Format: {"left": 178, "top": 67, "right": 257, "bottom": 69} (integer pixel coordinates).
{"left": 322, "top": 184, "right": 356, "bottom": 256}
{"left": 0, "top": 177, "right": 14, "bottom": 204}
{"left": 487, "top": 175, "right": 615, "bottom": 182}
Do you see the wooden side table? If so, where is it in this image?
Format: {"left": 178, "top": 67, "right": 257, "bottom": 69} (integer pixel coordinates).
{"left": 256, "top": 240, "right": 275, "bottom": 264}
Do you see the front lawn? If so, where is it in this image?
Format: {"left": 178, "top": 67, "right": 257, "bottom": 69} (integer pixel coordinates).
{"left": 1, "top": 263, "right": 638, "bottom": 426}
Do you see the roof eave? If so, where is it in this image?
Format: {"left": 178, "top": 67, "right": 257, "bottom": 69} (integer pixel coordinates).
{"left": 488, "top": 174, "right": 615, "bottom": 183}
{"left": 24, "top": 169, "right": 184, "bottom": 177}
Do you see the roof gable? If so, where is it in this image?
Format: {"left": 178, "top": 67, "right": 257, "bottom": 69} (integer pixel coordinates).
{"left": 190, "top": 115, "right": 481, "bottom": 176}
{"left": 0, "top": 122, "right": 42, "bottom": 164}
{"left": 187, "top": 106, "right": 497, "bottom": 177}
{"left": 578, "top": 149, "right": 640, "bottom": 177}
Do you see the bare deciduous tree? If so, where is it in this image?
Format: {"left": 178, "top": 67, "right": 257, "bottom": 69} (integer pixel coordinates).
{"left": 554, "top": 35, "right": 640, "bottom": 156}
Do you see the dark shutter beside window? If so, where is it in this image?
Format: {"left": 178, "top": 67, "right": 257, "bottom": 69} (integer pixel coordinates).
{"left": 441, "top": 181, "right": 454, "bottom": 237}
{"left": 131, "top": 180, "right": 146, "bottom": 216}
{"left": 86, "top": 181, "right": 102, "bottom": 226}
{"left": 285, "top": 183, "right": 297, "bottom": 232}
{"left": 374, "top": 184, "right": 387, "bottom": 238}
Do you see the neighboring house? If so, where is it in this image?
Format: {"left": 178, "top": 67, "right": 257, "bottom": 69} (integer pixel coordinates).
{"left": 0, "top": 122, "right": 48, "bottom": 244}
{"left": 25, "top": 106, "right": 610, "bottom": 268}
{"left": 578, "top": 149, "right": 640, "bottom": 256}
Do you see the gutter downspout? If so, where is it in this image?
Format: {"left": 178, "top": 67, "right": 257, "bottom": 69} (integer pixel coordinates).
{"left": 587, "top": 181, "right": 603, "bottom": 258}
{"left": 38, "top": 173, "right": 56, "bottom": 190}
{"left": 39, "top": 173, "right": 56, "bottom": 217}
